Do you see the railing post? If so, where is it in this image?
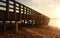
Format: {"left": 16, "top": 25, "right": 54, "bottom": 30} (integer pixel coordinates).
{"left": 14, "top": 0, "right": 16, "bottom": 20}
{"left": 26, "top": 7, "right": 28, "bottom": 26}
{"left": 6, "top": 0, "right": 9, "bottom": 19}
{"left": 19, "top": 4, "right": 21, "bottom": 21}
{"left": 23, "top": 6, "right": 25, "bottom": 26}
{"left": 14, "top": 0, "right": 18, "bottom": 34}
{"left": 3, "top": 21, "right": 6, "bottom": 34}
{"left": 15, "top": 21, "right": 18, "bottom": 32}
{"left": 31, "top": 10, "right": 33, "bottom": 27}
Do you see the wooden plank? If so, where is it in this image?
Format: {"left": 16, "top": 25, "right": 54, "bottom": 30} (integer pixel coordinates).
{"left": 9, "top": 3, "right": 19, "bottom": 8}
{"left": 9, "top": 7, "right": 19, "bottom": 11}
{"left": 0, "top": 5, "right": 6, "bottom": 8}
{"left": 0, "top": 0, "right": 6, "bottom": 3}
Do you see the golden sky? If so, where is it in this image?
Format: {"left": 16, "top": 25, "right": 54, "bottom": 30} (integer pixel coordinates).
{"left": 16, "top": 0, "right": 60, "bottom": 18}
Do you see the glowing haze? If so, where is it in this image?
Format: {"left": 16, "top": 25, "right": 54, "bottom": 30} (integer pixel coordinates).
{"left": 16, "top": 0, "right": 60, "bottom": 28}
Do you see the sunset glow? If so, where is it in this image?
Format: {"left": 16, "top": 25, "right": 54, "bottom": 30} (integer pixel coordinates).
{"left": 55, "top": 7, "right": 60, "bottom": 17}
{"left": 56, "top": 20, "right": 60, "bottom": 28}
{"left": 49, "top": 19, "right": 60, "bottom": 28}
{"left": 54, "top": 7, "right": 60, "bottom": 28}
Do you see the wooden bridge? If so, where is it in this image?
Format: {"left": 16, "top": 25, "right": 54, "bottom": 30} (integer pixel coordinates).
{"left": 0, "top": 0, "right": 50, "bottom": 38}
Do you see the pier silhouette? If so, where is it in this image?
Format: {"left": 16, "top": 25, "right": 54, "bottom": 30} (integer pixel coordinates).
{"left": 0, "top": 0, "right": 50, "bottom": 38}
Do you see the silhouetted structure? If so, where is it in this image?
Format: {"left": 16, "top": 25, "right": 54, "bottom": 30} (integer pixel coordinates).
{"left": 0, "top": 0, "right": 50, "bottom": 38}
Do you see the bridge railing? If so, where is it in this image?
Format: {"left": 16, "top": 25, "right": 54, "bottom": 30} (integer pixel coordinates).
{"left": 0, "top": 0, "right": 50, "bottom": 33}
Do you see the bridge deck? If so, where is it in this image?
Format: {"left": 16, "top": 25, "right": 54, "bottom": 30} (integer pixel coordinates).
{"left": 0, "top": 26, "right": 59, "bottom": 38}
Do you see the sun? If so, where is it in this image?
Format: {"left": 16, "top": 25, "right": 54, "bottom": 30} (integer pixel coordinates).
{"left": 54, "top": 7, "right": 60, "bottom": 28}
{"left": 55, "top": 7, "right": 60, "bottom": 17}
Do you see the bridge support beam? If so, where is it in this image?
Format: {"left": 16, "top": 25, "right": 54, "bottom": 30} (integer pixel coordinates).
{"left": 15, "top": 21, "right": 18, "bottom": 33}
